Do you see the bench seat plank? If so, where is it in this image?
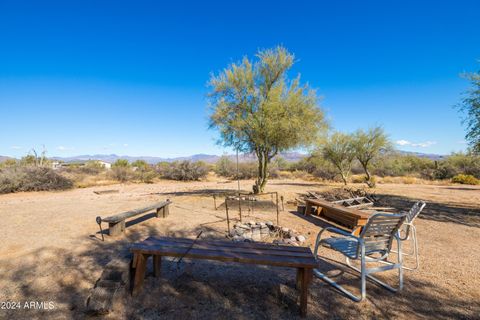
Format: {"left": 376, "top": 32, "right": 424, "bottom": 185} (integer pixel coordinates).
{"left": 131, "top": 237, "right": 317, "bottom": 268}
{"left": 102, "top": 200, "right": 171, "bottom": 223}
{"left": 140, "top": 237, "right": 315, "bottom": 259}
{"left": 147, "top": 236, "right": 310, "bottom": 253}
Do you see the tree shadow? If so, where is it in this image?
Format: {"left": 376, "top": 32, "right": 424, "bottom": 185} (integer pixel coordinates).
{"left": 269, "top": 181, "right": 327, "bottom": 188}
{"left": 375, "top": 193, "right": 480, "bottom": 228}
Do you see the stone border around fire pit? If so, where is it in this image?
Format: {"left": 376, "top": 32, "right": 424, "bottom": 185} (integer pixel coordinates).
{"left": 228, "top": 221, "right": 306, "bottom": 246}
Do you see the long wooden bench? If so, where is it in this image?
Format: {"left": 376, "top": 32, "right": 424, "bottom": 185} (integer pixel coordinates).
{"left": 100, "top": 200, "right": 172, "bottom": 236}
{"left": 130, "top": 236, "right": 317, "bottom": 317}
{"left": 304, "top": 198, "right": 372, "bottom": 235}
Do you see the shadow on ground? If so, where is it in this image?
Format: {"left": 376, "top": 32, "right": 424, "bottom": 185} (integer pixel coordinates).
{"left": 375, "top": 193, "right": 480, "bottom": 228}
{"left": 2, "top": 218, "right": 479, "bottom": 319}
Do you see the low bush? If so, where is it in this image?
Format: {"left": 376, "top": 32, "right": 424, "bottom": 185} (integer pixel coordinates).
{"left": 160, "top": 161, "right": 209, "bottom": 181}
{"left": 451, "top": 174, "right": 480, "bottom": 185}
{"left": 0, "top": 166, "right": 73, "bottom": 194}
{"left": 110, "top": 167, "right": 132, "bottom": 182}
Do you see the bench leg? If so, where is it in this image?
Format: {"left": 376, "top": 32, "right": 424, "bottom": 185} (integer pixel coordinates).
{"left": 163, "top": 205, "right": 169, "bottom": 217}
{"left": 304, "top": 203, "right": 311, "bottom": 216}
{"left": 153, "top": 255, "right": 162, "bottom": 277}
{"left": 132, "top": 253, "right": 147, "bottom": 296}
{"left": 297, "top": 267, "right": 312, "bottom": 317}
{"left": 108, "top": 221, "right": 124, "bottom": 236}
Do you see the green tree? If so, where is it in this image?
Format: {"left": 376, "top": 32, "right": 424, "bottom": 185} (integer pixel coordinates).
{"left": 208, "top": 46, "right": 327, "bottom": 193}
{"left": 352, "top": 126, "right": 390, "bottom": 187}
{"left": 457, "top": 66, "right": 480, "bottom": 153}
{"left": 322, "top": 132, "right": 356, "bottom": 185}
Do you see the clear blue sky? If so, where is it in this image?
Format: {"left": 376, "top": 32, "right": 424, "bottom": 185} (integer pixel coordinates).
{"left": 1, "top": 1, "right": 479, "bottom": 158}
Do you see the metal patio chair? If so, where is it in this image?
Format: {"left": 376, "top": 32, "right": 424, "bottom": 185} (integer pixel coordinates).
{"left": 313, "top": 213, "right": 407, "bottom": 302}
{"left": 392, "top": 201, "right": 426, "bottom": 271}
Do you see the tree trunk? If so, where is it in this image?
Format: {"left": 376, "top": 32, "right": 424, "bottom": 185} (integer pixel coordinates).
{"left": 361, "top": 162, "right": 374, "bottom": 188}
{"left": 340, "top": 173, "right": 348, "bottom": 185}
{"left": 254, "top": 151, "right": 269, "bottom": 194}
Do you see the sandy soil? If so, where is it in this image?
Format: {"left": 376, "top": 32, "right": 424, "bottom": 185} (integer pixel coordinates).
{"left": 0, "top": 179, "right": 479, "bottom": 319}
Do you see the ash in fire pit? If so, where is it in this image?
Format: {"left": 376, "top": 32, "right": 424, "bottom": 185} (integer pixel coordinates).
{"left": 229, "top": 221, "right": 306, "bottom": 246}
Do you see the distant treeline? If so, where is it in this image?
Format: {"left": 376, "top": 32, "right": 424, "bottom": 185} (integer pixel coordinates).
{"left": 0, "top": 151, "right": 479, "bottom": 194}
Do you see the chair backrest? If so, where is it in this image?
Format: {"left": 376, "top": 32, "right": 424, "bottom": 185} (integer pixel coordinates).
{"left": 359, "top": 213, "right": 407, "bottom": 256}
{"left": 406, "top": 201, "right": 426, "bottom": 223}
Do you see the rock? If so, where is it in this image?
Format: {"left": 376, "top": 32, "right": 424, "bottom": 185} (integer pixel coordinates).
{"left": 243, "top": 231, "right": 252, "bottom": 239}
{"left": 229, "top": 230, "right": 236, "bottom": 237}
{"left": 252, "top": 234, "right": 261, "bottom": 241}
{"left": 239, "top": 224, "right": 250, "bottom": 230}
{"left": 257, "top": 222, "right": 266, "bottom": 227}
{"left": 248, "top": 220, "right": 256, "bottom": 226}
{"left": 281, "top": 227, "right": 290, "bottom": 233}
{"left": 288, "top": 230, "right": 296, "bottom": 238}
{"left": 290, "top": 236, "right": 297, "bottom": 242}
{"left": 290, "top": 242, "right": 300, "bottom": 246}
{"left": 266, "top": 221, "right": 274, "bottom": 227}
{"left": 235, "top": 228, "right": 245, "bottom": 236}
{"left": 233, "top": 235, "right": 245, "bottom": 242}
{"left": 296, "top": 235, "right": 306, "bottom": 243}
{"left": 244, "top": 238, "right": 254, "bottom": 242}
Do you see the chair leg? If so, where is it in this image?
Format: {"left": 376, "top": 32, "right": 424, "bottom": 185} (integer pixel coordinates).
{"left": 313, "top": 268, "right": 363, "bottom": 302}
{"left": 346, "top": 240, "right": 403, "bottom": 294}
{"left": 313, "top": 246, "right": 364, "bottom": 302}
{"left": 389, "top": 225, "right": 419, "bottom": 271}
{"left": 360, "top": 246, "right": 366, "bottom": 300}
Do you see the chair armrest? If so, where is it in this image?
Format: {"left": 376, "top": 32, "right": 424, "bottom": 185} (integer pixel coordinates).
{"left": 322, "top": 227, "right": 361, "bottom": 240}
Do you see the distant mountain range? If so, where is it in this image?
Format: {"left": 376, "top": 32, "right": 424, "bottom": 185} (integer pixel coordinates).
{"left": 0, "top": 150, "right": 446, "bottom": 164}
{"left": 45, "top": 152, "right": 307, "bottom": 164}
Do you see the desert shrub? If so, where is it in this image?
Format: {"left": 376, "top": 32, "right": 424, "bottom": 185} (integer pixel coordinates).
{"left": 372, "top": 154, "right": 436, "bottom": 179}
{"left": 235, "top": 162, "right": 257, "bottom": 179}
{"left": 131, "top": 161, "right": 157, "bottom": 183}
{"left": 290, "top": 170, "right": 312, "bottom": 180}
{"left": 109, "top": 159, "right": 133, "bottom": 182}
{"left": 215, "top": 156, "right": 235, "bottom": 177}
{"left": 0, "top": 166, "right": 73, "bottom": 194}
{"left": 160, "top": 161, "right": 208, "bottom": 181}
{"left": 441, "top": 153, "right": 480, "bottom": 178}
{"left": 0, "top": 159, "right": 17, "bottom": 168}
{"left": 110, "top": 167, "right": 132, "bottom": 182}
{"left": 350, "top": 175, "right": 366, "bottom": 183}
{"left": 112, "top": 159, "right": 130, "bottom": 168}
{"left": 291, "top": 155, "right": 337, "bottom": 180}
{"left": 451, "top": 174, "right": 480, "bottom": 185}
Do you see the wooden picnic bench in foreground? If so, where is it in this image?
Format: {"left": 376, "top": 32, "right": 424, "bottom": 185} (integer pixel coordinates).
{"left": 304, "top": 198, "right": 372, "bottom": 235}
{"left": 130, "top": 236, "right": 317, "bottom": 317}
{"left": 99, "top": 200, "right": 172, "bottom": 236}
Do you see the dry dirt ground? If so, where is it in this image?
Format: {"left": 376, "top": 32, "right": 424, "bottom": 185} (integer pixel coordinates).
{"left": 0, "top": 179, "right": 479, "bottom": 319}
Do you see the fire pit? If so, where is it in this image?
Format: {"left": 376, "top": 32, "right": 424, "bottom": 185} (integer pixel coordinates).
{"left": 228, "top": 220, "right": 306, "bottom": 246}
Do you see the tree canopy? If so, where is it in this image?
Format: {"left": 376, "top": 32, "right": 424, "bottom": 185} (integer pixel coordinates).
{"left": 322, "top": 132, "right": 356, "bottom": 185}
{"left": 352, "top": 126, "right": 391, "bottom": 187}
{"left": 208, "top": 46, "right": 327, "bottom": 193}
{"left": 458, "top": 66, "right": 480, "bottom": 153}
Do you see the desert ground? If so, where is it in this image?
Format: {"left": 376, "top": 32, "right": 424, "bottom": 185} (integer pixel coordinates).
{"left": 0, "top": 178, "right": 479, "bottom": 319}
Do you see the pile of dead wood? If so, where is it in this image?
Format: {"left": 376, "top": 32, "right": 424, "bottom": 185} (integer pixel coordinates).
{"left": 292, "top": 187, "right": 378, "bottom": 213}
